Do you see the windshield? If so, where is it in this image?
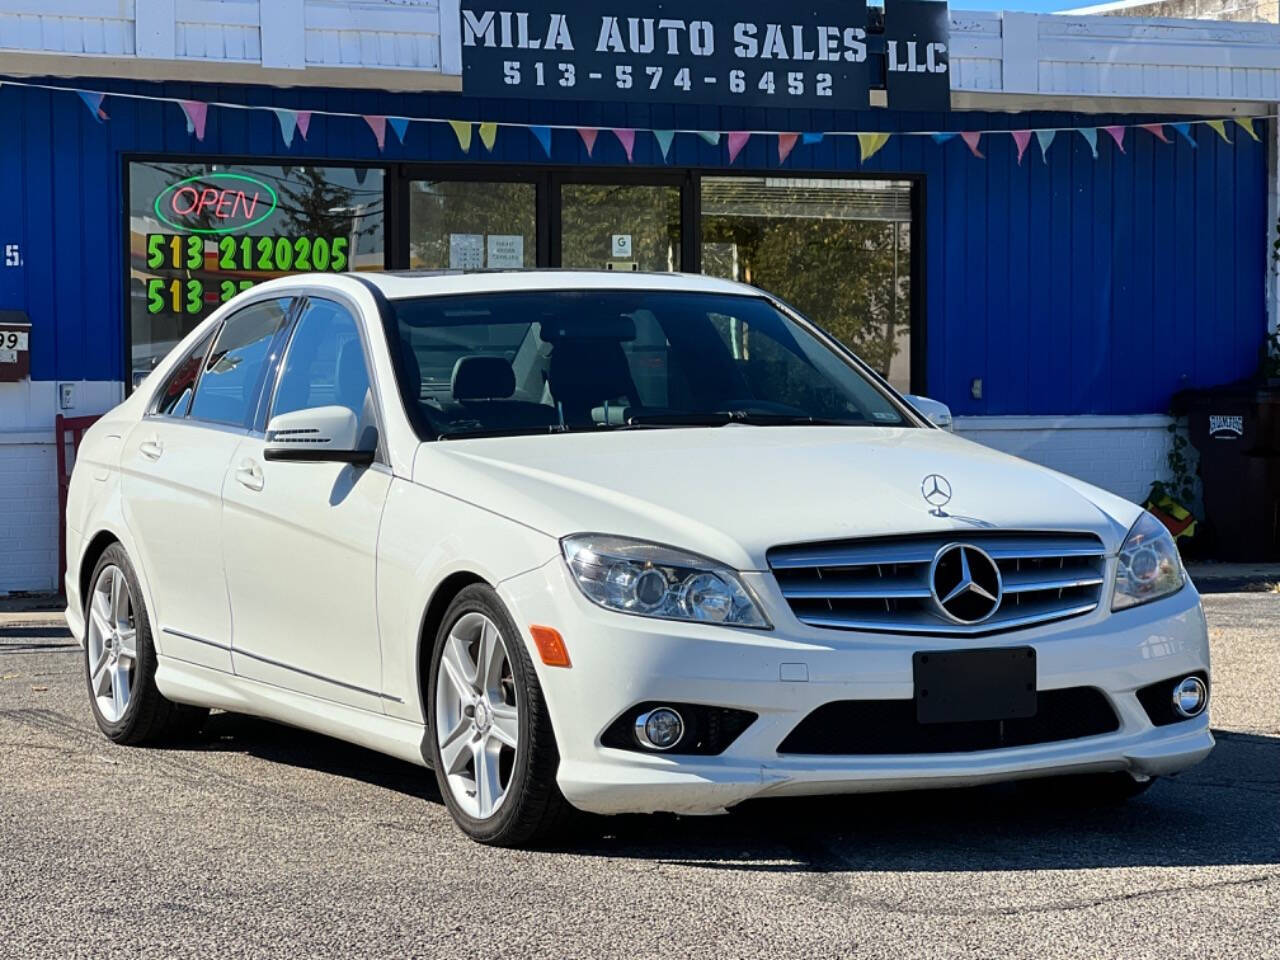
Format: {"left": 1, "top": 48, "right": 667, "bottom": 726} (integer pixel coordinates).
{"left": 385, "top": 290, "right": 913, "bottom": 440}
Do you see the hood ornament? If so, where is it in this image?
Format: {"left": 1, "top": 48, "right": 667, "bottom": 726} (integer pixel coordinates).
{"left": 921, "top": 474, "right": 952, "bottom": 516}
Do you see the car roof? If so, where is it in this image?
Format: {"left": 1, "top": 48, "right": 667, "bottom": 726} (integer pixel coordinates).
{"left": 320, "top": 269, "right": 764, "bottom": 300}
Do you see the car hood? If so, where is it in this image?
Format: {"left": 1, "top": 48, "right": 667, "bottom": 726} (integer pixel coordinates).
{"left": 412, "top": 427, "right": 1140, "bottom": 571}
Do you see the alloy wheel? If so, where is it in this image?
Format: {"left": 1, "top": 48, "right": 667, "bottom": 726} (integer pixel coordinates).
{"left": 434, "top": 612, "right": 520, "bottom": 820}
{"left": 86, "top": 565, "right": 137, "bottom": 724}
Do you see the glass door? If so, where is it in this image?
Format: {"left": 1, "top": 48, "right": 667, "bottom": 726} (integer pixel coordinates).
{"left": 407, "top": 177, "right": 538, "bottom": 270}
{"left": 557, "top": 181, "right": 682, "bottom": 272}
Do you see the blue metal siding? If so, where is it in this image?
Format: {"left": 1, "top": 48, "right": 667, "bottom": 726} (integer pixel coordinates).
{"left": 0, "top": 78, "right": 1268, "bottom": 415}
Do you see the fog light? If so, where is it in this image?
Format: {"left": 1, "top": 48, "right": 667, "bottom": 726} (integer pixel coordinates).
{"left": 635, "top": 707, "right": 684, "bottom": 751}
{"left": 1172, "top": 676, "right": 1208, "bottom": 718}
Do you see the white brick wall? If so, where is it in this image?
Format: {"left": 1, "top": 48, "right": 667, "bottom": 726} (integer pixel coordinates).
{"left": 954, "top": 415, "right": 1178, "bottom": 504}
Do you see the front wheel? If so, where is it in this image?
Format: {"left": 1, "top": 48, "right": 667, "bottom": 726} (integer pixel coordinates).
{"left": 427, "top": 585, "right": 571, "bottom": 846}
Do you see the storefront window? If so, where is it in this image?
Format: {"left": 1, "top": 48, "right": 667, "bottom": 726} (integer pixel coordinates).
{"left": 410, "top": 180, "right": 537, "bottom": 271}
{"left": 127, "top": 162, "right": 385, "bottom": 388}
{"left": 560, "top": 184, "right": 681, "bottom": 272}
{"left": 700, "top": 177, "right": 913, "bottom": 393}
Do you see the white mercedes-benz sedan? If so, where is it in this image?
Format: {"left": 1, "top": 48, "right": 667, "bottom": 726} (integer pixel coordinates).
{"left": 65, "top": 270, "right": 1212, "bottom": 846}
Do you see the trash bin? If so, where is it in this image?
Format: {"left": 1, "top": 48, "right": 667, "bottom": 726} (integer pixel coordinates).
{"left": 1173, "top": 383, "right": 1280, "bottom": 561}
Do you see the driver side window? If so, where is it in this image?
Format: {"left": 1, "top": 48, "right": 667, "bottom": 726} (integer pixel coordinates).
{"left": 272, "top": 299, "right": 378, "bottom": 450}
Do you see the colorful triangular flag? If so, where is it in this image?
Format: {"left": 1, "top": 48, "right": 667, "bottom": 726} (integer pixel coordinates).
{"left": 932, "top": 132, "right": 956, "bottom": 144}
{"left": 388, "top": 117, "right": 410, "bottom": 145}
{"left": 479, "top": 122, "right": 498, "bottom": 151}
{"left": 77, "top": 91, "right": 108, "bottom": 123}
{"left": 1171, "top": 123, "right": 1198, "bottom": 148}
{"left": 613, "top": 128, "right": 636, "bottom": 162}
{"left": 727, "top": 132, "right": 751, "bottom": 164}
{"left": 273, "top": 108, "right": 299, "bottom": 148}
{"left": 179, "top": 100, "right": 208, "bottom": 141}
{"left": 1206, "top": 120, "right": 1232, "bottom": 143}
{"left": 858, "top": 132, "right": 891, "bottom": 162}
{"left": 1012, "top": 130, "right": 1032, "bottom": 165}
{"left": 1036, "top": 129, "right": 1057, "bottom": 162}
{"left": 697, "top": 131, "right": 721, "bottom": 147}
{"left": 778, "top": 133, "right": 799, "bottom": 164}
{"left": 578, "top": 127, "right": 598, "bottom": 156}
{"left": 1140, "top": 123, "right": 1172, "bottom": 144}
{"left": 1235, "top": 117, "right": 1262, "bottom": 142}
{"left": 530, "top": 125, "right": 552, "bottom": 157}
{"left": 959, "top": 131, "right": 983, "bottom": 159}
{"left": 364, "top": 115, "right": 387, "bottom": 151}
{"left": 1079, "top": 127, "right": 1098, "bottom": 159}
{"left": 801, "top": 133, "right": 824, "bottom": 146}
{"left": 1102, "top": 125, "right": 1126, "bottom": 153}
{"left": 449, "top": 120, "right": 473, "bottom": 153}
{"left": 296, "top": 111, "right": 312, "bottom": 141}
{"left": 653, "top": 130, "right": 675, "bottom": 161}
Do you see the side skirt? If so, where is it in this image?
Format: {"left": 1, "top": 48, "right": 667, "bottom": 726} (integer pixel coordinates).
{"left": 155, "top": 655, "right": 431, "bottom": 769}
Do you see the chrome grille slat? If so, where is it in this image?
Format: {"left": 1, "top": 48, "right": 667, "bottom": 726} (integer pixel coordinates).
{"left": 768, "top": 532, "right": 1107, "bottom": 637}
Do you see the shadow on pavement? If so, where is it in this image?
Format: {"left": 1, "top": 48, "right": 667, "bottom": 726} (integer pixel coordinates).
{"left": 179, "top": 713, "right": 1277, "bottom": 872}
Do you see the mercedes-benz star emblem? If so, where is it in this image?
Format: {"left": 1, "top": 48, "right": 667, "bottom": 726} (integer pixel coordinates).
{"left": 921, "top": 474, "right": 953, "bottom": 515}
{"left": 929, "top": 544, "right": 1003, "bottom": 624}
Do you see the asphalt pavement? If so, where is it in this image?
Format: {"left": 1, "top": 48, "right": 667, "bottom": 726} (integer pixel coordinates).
{"left": 1, "top": 592, "right": 1277, "bottom": 959}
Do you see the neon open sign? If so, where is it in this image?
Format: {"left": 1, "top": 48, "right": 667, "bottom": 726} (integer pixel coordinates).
{"left": 154, "top": 173, "right": 279, "bottom": 235}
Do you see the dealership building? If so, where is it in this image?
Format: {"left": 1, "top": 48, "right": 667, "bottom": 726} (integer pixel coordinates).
{"left": 0, "top": 1, "right": 1277, "bottom": 593}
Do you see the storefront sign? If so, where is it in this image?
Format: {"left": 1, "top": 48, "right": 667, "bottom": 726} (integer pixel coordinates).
{"left": 155, "top": 173, "right": 279, "bottom": 235}
{"left": 460, "top": 2, "right": 874, "bottom": 109}
{"left": 884, "top": 0, "right": 951, "bottom": 111}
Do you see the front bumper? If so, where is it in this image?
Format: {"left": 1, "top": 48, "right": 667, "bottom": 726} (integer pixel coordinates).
{"left": 500, "top": 561, "right": 1214, "bottom": 816}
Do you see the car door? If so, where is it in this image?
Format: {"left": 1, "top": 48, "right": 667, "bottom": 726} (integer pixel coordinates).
{"left": 221, "top": 296, "right": 393, "bottom": 711}
{"left": 122, "top": 298, "right": 295, "bottom": 671}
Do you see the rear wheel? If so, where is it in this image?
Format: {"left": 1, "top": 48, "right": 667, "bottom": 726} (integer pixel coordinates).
{"left": 84, "top": 544, "right": 209, "bottom": 744}
{"left": 427, "top": 585, "right": 571, "bottom": 846}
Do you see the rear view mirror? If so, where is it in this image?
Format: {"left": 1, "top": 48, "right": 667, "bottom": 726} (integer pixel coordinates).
{"left": 264, "top": 406, "right": 375, "bottom": 464}
{"left": 904, "top": 395, "right": 954, "bottom": 432}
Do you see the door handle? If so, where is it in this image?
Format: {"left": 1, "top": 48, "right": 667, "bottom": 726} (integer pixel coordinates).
{"left": 235, "top": 460, "right": 264, "bottom": 492}
{"left": 139, "top": 439, "right": 164, "bottom": 461}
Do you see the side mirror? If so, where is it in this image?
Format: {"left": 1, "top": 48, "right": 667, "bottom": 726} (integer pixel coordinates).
{"left": 264, "top": 406, "right": 376, "bottom": 465}
{"left": 904, "top": 395, "right": 954, "bottom": 432}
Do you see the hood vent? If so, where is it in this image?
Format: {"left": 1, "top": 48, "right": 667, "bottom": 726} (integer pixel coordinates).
{"left": 768, "top": 532, "right": 1107, "bottom": 637}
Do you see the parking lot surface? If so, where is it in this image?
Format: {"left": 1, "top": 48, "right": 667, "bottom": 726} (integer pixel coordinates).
{"left": 2, "top": 591, "right": 1277, "bottom": 959}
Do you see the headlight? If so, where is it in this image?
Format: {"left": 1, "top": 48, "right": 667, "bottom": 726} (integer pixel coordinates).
{"left": 561, "top": 534, "right": 770, "bottom": 629}
{"left": 1112, "top": 511, "right": 1186, "bottom": 611}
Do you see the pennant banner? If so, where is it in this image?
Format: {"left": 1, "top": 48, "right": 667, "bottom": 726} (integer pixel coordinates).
{"left": 1207, "top": 119, "right": 1232, "bottom": 143}
{"left": 698, "top": 131, "right": 721, "bottom": 147}
{"left": 179, "top": 100, "right": 208, "bottom": 141}
{"left": 273, "top": 108, "right": 299, "bottom": 148}
{"left": 778, "top": 133, "right": 799, "bottom": 165}
{"left": 1236, "top": 117, "right": 1262, "bottom": 142}
{"left": 578, "top": 127, "right": 598, "bottom": 156}
{"left": 801, "top": 132, "right": 824, "bottom": 146}
{"left": 960, "top": 131, "right": 983, "bottom": 159}
{"left": 858, "top": 132, "right": 891, "bottom": 162}
{"left": 613, "top": 128, "right": 636, "bottom": 163}
{"left": 364, "top": 115, "right": 387, "bottom": 151}
{"left": 479, "top": 122, "right": 498, "bottom": 151}
{"left": 449, "top": 120, "right": 473, "bottom": 153}
{"left": 727, "top": 132, "right": 751, "bottom": 164}
{"left": 1103, "top": 125, "right": 1126, "bottom": 152}
{"left": 1012, "top": 130, "right": 1032, "bottom": 166}
{"left": 388, "top": 117, "right": 410, "bottom": 145}
{"left": 654, "top": 129, "right": 675, "bottom": 161}
{"left": 77, "top": 91, "right": 107, "bottom": 123}
{"left": 1172, "top": 123, "right": 1198, "bottom": 148}
{"left": 530, "top": 125, "right": 552, "bottom": 157}
{"left": 1036, "top": 129, "right": 1057, "bottom": 162}
{"left": 296, "top": 111, "right": 312, "bottom": 142}
{"left": 1141, "top": 123, "right": 1171, "bottom": 144}
{"left": 1079, "top": 127, "right": 1099, "bottom": 159}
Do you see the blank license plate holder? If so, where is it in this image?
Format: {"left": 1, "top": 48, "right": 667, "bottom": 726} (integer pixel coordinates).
{"left": 913, "top": 647, "right": 1037, "bottom": 724}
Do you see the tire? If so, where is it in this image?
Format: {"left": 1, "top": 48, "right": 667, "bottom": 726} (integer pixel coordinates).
{"left": 426, "top": 584, "right": 573, "bottom": 846}
{"left": 83, "top": 543, "right": 209, "bottom": 745}
{"left": 1020, "top": 771, "right": 1157, "bottom": 806}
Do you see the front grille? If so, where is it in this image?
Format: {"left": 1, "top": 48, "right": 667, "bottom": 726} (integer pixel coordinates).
{"left": 768, "top": 532, "right": 1107, "bottom": 636}
{"left": 777, "top": 688, "right": 1119, "bottom": 755}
